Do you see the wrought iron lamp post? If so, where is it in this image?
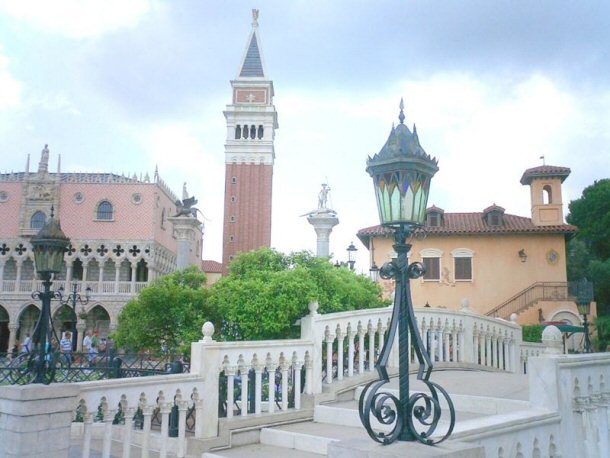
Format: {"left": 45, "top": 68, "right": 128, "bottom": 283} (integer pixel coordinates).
{"left": 58, "top": 282, "right": 91, "bottom": 350}
{"left": 347, "top": 242, "right": 358, "bottom": 271}
{"left": 575, "top": 278, "right": 594, "bottom": 353}
{"left": 29, "top": 208, "right": 70, "bottom": 384}
{"left": 358, "top": 100, "right": 455, "bottom": 445}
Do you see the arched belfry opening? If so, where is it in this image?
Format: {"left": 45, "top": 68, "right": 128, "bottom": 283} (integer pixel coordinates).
{"left": 543, "top": 184, "right": 553, "bottom": 205}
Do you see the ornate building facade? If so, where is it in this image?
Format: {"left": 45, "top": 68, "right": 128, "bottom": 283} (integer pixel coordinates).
{"left": 0, "top": 146, "right": 203, "bottom": 354}
{"left": 221, "top": 10, "right": 278, "bottom": 271}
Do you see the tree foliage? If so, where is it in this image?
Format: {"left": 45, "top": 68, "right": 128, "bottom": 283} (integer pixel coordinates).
{"left": 208, "top": 248, "right": 387, "bottom": 341}
{"left": 567, "top": 179, "right": 610, "bottom": 260}
{"left": 567, "top": 179, "right": 610, "bottom": 315}
{"left": 114, "top": 266, "right": 210, "bottom": 354}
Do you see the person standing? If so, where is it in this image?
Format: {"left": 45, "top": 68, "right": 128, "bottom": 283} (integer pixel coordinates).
{"left": 22, "top": 333, "right": 32, "bottom": 353}
{"left": 60, "top": 331, "right": 73, "bottom": 366}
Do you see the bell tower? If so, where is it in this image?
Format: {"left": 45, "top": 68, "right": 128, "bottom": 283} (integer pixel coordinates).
{"left": 222, "top": 10, "right": 278, "bottom": 270}
{"left": 520, "top": 165, "right": 571, "bottom": 226}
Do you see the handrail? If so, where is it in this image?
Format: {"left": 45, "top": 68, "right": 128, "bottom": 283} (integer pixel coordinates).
{"left": 487, "top": 282, "right": 570, "bottom": 319}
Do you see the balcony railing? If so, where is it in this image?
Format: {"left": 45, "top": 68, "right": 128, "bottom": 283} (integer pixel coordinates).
{"left": 0, "top": 279, "right": 149, "bottom": 296}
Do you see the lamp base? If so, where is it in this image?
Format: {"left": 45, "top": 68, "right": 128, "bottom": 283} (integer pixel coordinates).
{"left": 328, "top": 438, "right": 484, "bottom": 458}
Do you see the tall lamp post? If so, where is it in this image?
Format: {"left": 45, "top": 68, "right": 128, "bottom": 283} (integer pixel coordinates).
{"left": 58, "top": 283, "right": 91, "bottom": 350}
{"left": 30, "top": 208, "right": 70, "bottom": 384}
{"left": 575, "top": 278, "right": 594, "bottom": 353}
{"left": 358, "top": 100, "right": 455, "bottom": 445}
{"left": 347, "top": 242, "right": 358, "bottom": 271}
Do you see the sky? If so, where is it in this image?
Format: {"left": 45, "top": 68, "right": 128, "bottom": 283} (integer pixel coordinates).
{"left": 0, "top": 1, "right": 609, "bottom": 273}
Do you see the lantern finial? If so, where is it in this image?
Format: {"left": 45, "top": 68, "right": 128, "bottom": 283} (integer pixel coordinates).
{"left": 398, "top": 98, "right": 405, "bottom": 124}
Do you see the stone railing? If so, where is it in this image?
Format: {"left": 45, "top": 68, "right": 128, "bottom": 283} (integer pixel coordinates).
{"left": 0, "top": 303, "right": 525, "bottom": 457}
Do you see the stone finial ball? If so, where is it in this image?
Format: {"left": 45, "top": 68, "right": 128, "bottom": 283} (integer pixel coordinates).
{"left": 510, "top": 313, "right": 518, "bottom": 323}
{"left": 542, "top": 325, "right": 563, "bottom": 355}
{"left": 308, "top": 301, "right": 319, "bottom": 315}
{"left": 202, "top": 321, "right": 215, "bottom": 339}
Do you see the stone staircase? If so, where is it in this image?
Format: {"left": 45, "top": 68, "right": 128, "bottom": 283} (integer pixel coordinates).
{"left": 201, "top": 370, "right": 530, "bottom": 457}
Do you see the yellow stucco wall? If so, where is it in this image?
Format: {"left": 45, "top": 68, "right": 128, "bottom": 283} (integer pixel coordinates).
{"left": 370, "top": 232, "right": 569, "bottom": 319}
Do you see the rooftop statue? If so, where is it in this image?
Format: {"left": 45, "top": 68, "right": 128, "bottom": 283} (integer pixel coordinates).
{"left": 38, "top": 144, "right": 50, "bottom": 174}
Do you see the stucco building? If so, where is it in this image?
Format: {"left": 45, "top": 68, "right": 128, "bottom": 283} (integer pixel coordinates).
{"left": 357, "top": 114, "right": 585, "bottom": 329}
{"left": 0, "top": 146, "right": 203, "bottom": 354}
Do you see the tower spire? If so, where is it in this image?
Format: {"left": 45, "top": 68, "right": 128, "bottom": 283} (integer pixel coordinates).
{"left": 237, "top": 10, "right": 267, "bottom": 78}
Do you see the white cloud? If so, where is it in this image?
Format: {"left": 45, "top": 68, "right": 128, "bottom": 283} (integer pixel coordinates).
{"left": 0, "top": 47, "right": 22, "bottom": 109}
{"left": 0, "top": 0, "right": 156, "bottom": 39}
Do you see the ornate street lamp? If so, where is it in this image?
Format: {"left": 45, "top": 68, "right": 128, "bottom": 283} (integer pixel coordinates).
{"left": 358, "top": 100, "right": 455, "bottom": 444}
{"left": 29, "top": 207, "right": 70, "bottom": 384}
{"left": 347, "top": 241, "right": 358, "bottom": 271}
{"left": 575, "top": 278, "right": 594, "bottom": 353}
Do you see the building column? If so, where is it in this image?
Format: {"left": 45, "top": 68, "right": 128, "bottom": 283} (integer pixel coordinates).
{"left": 130, "top": 262, "right": 137, "bottom": 293}
{"left": 114, "top": 263, "right": 121, "bottom": 293}
{"left": 82, "top": 261, "right": 89, "bottom": 288}
{"left": 0, "top": 260, "right": 5, "bottom": 291}
{"left": 167, "top": 216, "right": 203, "bottom": 269}
{"left": 15, "top": 259, "right": 22, "bottom": 288}
{"left": 66, "top": 262, "right": 73, "bottom": 283}
{"left": 7, "top": 323, "right": 18, "bottom": 354}
{"left": 306, "top": 211, "right": 340, "bottom": 258}
{"left": 76, "top": 320, "right": 87, "bottom": 352}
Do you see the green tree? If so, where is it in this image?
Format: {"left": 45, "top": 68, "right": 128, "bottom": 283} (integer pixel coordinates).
{"left": 567, "top": 179, "right": 610, "bottom": 315}
{"left": 209, "top": 248, "right": 386, "bottom": 341}
{"left": 114, "top": 266, "right": 211, "bottom": 354}
{"left": 567, "top": 179, "right": 610, "bottom": 260}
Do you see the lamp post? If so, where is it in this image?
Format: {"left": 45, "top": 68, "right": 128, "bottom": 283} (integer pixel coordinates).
{"left": 29, "top": 208, "right": 70, "bottom": 384}
{"left": 347, "top": 242, "right": 358, "bottom": 271}
{"left": 358, "top": 100, "right": 455, "bottom": 445}
{"left": 58, "top": 282, "right": 91, "bottom": 350}
{"left": 575, "top": 278, "right": 594, "bottom": 353}
{"left": 369, "top": 263, "right": 380, "bottom": 282}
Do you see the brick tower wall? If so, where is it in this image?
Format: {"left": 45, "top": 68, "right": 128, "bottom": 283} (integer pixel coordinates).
{"left": 222, "top": 163, "right": 273, "bottom": 271}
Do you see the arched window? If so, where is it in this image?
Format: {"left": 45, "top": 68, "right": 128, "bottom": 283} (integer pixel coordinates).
{"left": 235, "top": 125, "right": 242, "bottom": 139}
{"left": 257, "top": 125, "right": 264, "bottom": 139}
{"left": 96, "top": 201, "right": 113, "bottom": 220}
{"left": 543, "top": 185, "right": 553, "bottom": 205}
{"left": 30, "top": 211, "right": 46, "bottom": 230}
{"left": 250, "top": 125, "right": 256, "bottom": 139}
{"left": 161, "top": 208, "right": 166, "bottom": 228}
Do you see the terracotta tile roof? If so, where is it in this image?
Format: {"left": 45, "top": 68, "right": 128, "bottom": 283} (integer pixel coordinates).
{"left": 520, "top": 165, "right": 571, "bottom": 185}
{"left": 357, "top": 212, "right": 577, "bottom": 246}
{"left": 202, "top": 260, "right": 223, "bottom": 273}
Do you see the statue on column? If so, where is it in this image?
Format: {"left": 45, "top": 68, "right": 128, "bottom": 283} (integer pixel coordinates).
{"left": 38, "top": 144, "right": 50, "bottom": 174}
{"left": 301, "top": 183, "right": 337, "bottom": 218}
{"left": 174, "top": 182, "right": 198, "bottom": 217}
{"left": 318, "top": 183, "right": 330, "bottom": 209}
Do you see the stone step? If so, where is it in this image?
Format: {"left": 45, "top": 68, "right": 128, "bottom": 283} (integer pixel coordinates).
{"left": 202, "top": 442, "right": 323, "bottom": 458}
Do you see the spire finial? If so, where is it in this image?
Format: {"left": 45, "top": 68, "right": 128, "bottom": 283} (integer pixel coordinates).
{"left": 398, "top": 98, "right": 405, "bottom": 124}
{"left": 252, "top": 9, "right": 259, "bottom": 27}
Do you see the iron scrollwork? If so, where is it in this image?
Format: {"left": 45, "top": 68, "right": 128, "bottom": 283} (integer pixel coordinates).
{"left": 358, "top": 227, "right": 455, "bottom": 445}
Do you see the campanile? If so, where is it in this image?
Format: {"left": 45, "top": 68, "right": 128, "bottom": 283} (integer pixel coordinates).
{"left": 222, "top": 10, "right": 278, "bottom": 270}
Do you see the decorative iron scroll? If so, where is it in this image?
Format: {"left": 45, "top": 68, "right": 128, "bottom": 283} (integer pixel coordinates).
{"left": 358, "top": 227, "right": 455, "bottom": 445}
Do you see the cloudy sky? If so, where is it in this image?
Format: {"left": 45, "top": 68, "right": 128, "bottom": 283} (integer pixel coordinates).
{"left": 0, "top": 1, "right": 608, "bottom": 272}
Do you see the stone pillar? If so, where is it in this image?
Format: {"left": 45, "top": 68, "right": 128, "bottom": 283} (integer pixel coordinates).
{"left": 167, "top": 216, "right": 204, "bottom": 269}
{"left": 7, "top": 322, "right": 18, "bottom": 354}
{"left": 76, "top": 320, "right": 86, "bottom": 352}
{"left": 0, "top": 260, "right": 5, "bottom": 291}
{"left": 306, "top": 211, "right": 339, "bottom": 258}
{"left": 0, "top": 383, "right": 80, "bottom": 458}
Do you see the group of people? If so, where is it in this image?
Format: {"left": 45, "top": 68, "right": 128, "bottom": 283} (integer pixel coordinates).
{"left": 14, "top": 329, "right": 102, "bottom": 366}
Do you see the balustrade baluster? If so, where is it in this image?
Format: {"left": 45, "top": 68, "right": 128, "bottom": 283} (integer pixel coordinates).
{"left": 159, "top": 396, "right": 171, "bottom": 458}
{"left": 82, "top": 412, "right": 93, "bottom": 458}
{"left": 367, "top": 320, "right": 375, "bottom": 372}
{"left": 281, "top": 359, "right": 290, "bottom": 411}
{"left": 122, "top": 405, "right": 135, "bottom": 458}
{"left": 177, "top": 395, "right": 188, "bottom": 458}
{"left": 253, "top": 356, "right": 264, "bottom": 414}
{"left": 324, "top": 327, "right": 334, "bottom": 384}
{"left": 336, "top": 325, "right": 345, "bottom": 381}
{"left": 357, "top": 322, "right": 366, "bottom": 374}
{"left": 226, "top": 366, "right": 235, "bottom": 419}
{"left": 347, "top": 323, "right": 355, "bottom": 377}
{"left": 293, "top": 355, "right": 302, "bottom": 409}
{"left": 141, "top": 404, "right": 153, "bottom": 458}
{"left": 266, "top": 354, "right": 277, "bottom": 413}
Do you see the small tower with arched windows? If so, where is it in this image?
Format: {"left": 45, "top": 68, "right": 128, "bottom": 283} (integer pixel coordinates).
{"left": 520, "top": 165, "right": 571, "bottom": 226}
